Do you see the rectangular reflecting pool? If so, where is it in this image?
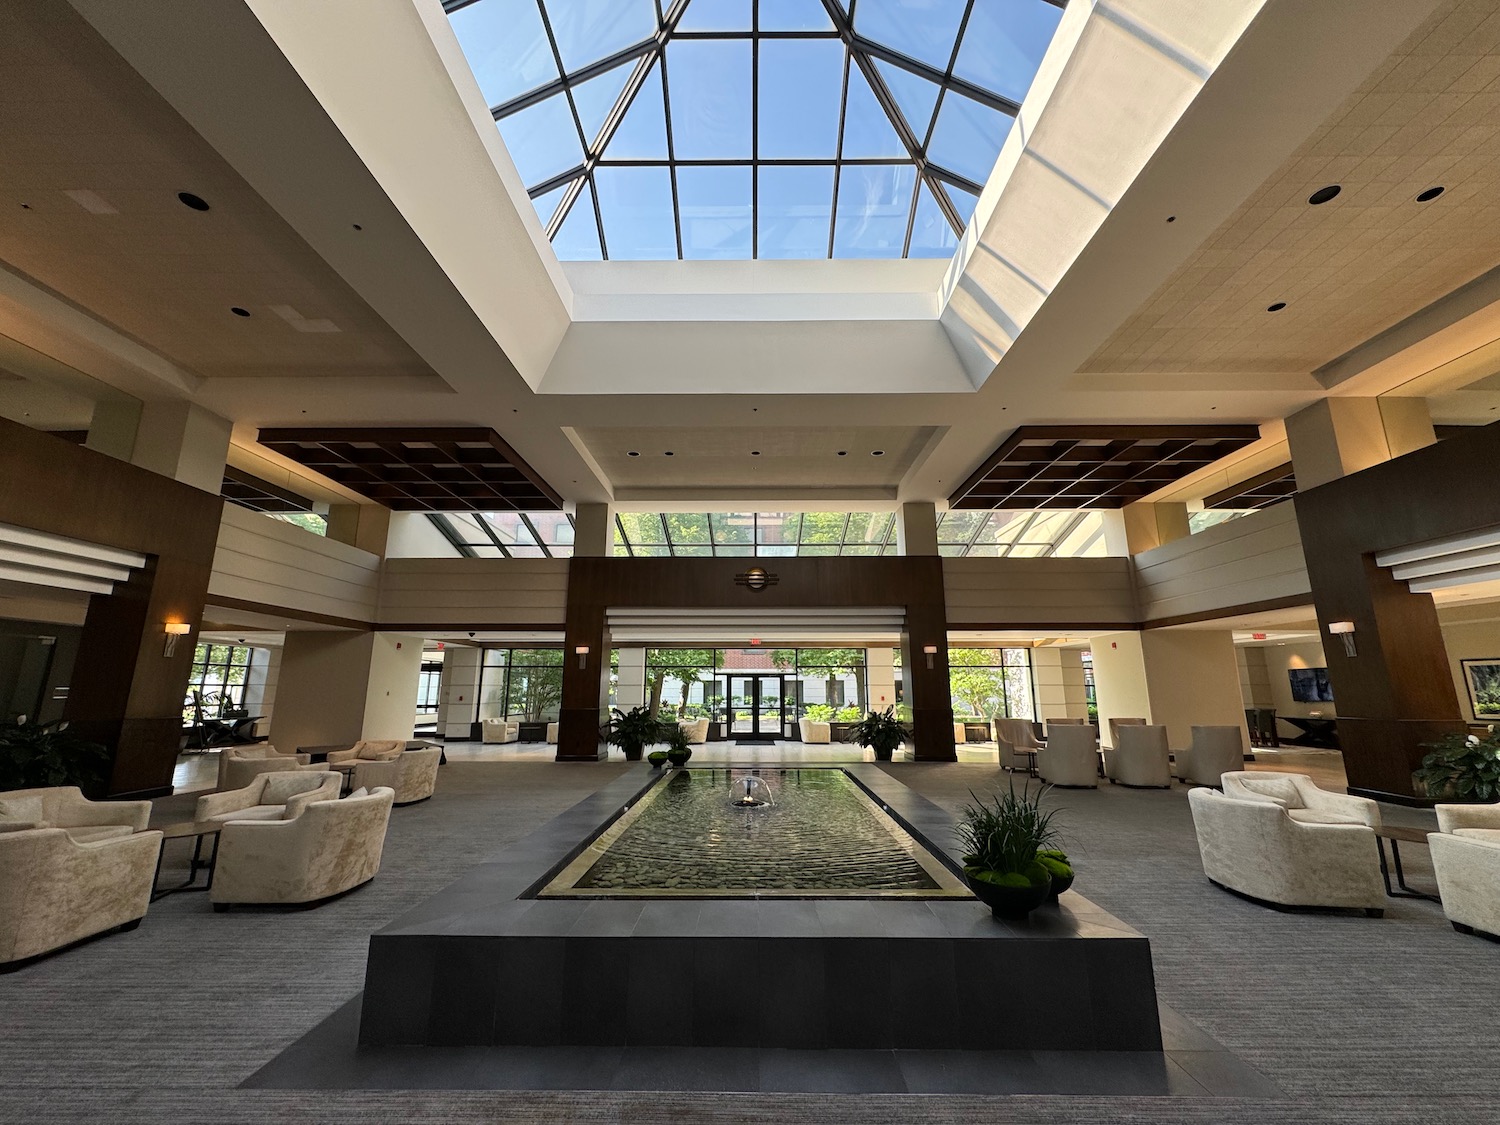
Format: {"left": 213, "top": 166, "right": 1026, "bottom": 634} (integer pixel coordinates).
{"left": 538, "top": 767, "right": 970, "bottom": 898}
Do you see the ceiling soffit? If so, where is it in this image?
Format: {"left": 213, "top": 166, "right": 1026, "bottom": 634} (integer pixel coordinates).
{"left": 220, "top": 466, "right": 316, "bottom": 515}
{"left": 256, "top": 428, "right": 562, "bottom": 513}
{"left": 949, "top": 425, "right": 1261, "bottom": 510}
{"left": 1202, "top": 463, "right": 1296, "bottom": 510}
{"left": 1082, "top": 0, "right": 1500, "bottom": 377}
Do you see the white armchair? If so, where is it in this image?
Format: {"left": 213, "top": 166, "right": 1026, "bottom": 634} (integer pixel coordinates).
{"left": 994, "top": 718, "right": 1039, "bottom": 772}
{"left": 1435, "top": 803, "right": 1500, "bottom": 837}
{"left": 678, "top": 718, "right": 710, "bottom": 745}
{"left": 1188, "top": 787, "right": 1385, "bottom": 914}
{"left": 1173, "top": 725, "right": 1246, "bottom": 787}
{"left": 326, "top": 740, "right": 403, "bottom": 766}
{"left": 0, "top": 786, "right": 151, "bottom": 843}
{"left": 1104, "top": 725, "right": 1172, "bottom": 788}
{"left": 216, "top": 744, "right": 310, "bottom": 789}
{"left": 1, "top": 826, "right": 163, "bottom": 968}
{"left": 353, "top": 747, "right": 441, "bottom": 806}
{"left": 1430, "top": 829, "right": 1500, "bottom": 938}
{"left": 546, "top": 723, "right": 559, "bottom": 744}
{"left": 1106, "top": 716, "right": 1147, "bottom": 749}
{"left": 1037, "top": 724, "right": 1098, "bottom": 788}
{"left": 194, "top": 771, "right": 341, "bottom": 825}
{"left": 1221, "top": 771, "right": 1380, "bottom": 827}
{"left": 798, "top": 719, "right": 831, "bottom": 744}
{"left": 481, "top": 720, "right": 518, "bottom": 744}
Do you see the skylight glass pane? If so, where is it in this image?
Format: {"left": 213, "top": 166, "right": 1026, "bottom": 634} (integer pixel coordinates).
{"left": 759, "top": 0, "right": 834, "bottom": 31}
{"left": 833, "top": 164, "right": 916, "bottom": 258}
{"left": 667, "top": 40, "right": 752, "bottom": 159}
{"left": 527, "top": 512, "right": 575, "bottom": 547}
{"left": 677, "top": 165, "right": 752, "bottom": 259}
{"left": 620, "top": 512, "right": 667, "bottom": 543}
{"left": 551, "top": 183, "right": 603, "bottom": 259}
{"left": 840, "top": 67, "right": 906, "bottom": 158}
{"left": 756, "top": 513, "right": 800, "bottom": 544}
{"left": 674, "top": 544, "right": 713, "bottom": 557}
{"left": 482, "top": 513, "right": 539, "bottom": 545}
{"left": 945, "top": 182, "right": 980, "bottom": 228}
{"left": 496, "top": 93, "right": 583, "bottom": 187}
{"left": 450, "top": 0, "right": 555, "bottom": 108}
{"left": 953, "top": 0, "right": 1063, "bottom": 104}
{"left": 874, "top": 61, "right": 940, "bottom": 142}
{"left": 606, "top": 61, "right": 669, "bottom": 159}
{"left": 595, "top": 165, "right": 677, "bottom": 259}
{"left": 545, "top": 0, "right": 657, "bottom": 73}
{"left": 840, "top": 544, "right": 881, "bottom": 556}
{"left": 927, "top": 90, "right": 1011, "bottom": 186}
{"left": 570, "top": 63, "right": 633, "bottom": 149}
{"left": 758, "top": 39, "right": 844, "bottom": 159}
{"left": 907, "top": 183, "right": 958, "bottom": 258}
{"left": 978, "top": 512, "right": 1024, "bottom": 543}
{"left": 856, "top": 0, "right": 967, "bottom": 72}
{"left": 711, "top": 512, "right": 754, "bottom": 544}
{"left": 677, "top": 0, "right": 751, "bottom": 31}
{"left": 847, "top": 512, "right": 894, "bottom": 544}
{"left": 758, "top": 165, "right": 833, "bottom": 259}
{"left": 799, "top": 544, "right": 839, "bottom": 556}
{"left": 716, "top": 545, "right": 754, "bottom": 556}
{"left": 798, "top": 513, "right": 847, "bottom": 544}
{"left": 531, "top": 184, "right": 567, "bottom": 227}
{"left": 664, "top": 513, "right": 711, "bottom": 544}
{"left": 936, "top": 510, "right": 985, "bottom": 541}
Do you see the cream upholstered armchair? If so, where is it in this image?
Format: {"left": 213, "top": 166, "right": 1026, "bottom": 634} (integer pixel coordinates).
{"left": 210, "top": 786, "right": 396, "bottom": 910}
{"left": 678, "top": 718, "right": 710, "bottom": 745}
{"left": 326, "top": 740, "right": 404, "bottom": 766}
{"left": 798, "top": 719, "right": 831, "bottom": 744}
{"left": 0, "top": 786, "right": 151, "bottom": 843}
{"left": 1429, "top": 808, "right": 1500, "bottom": 938}
{"left": 353, "top": 747, "right": 441, "bottom": 805}
{"left": 546, "top": 723, "right": 559, "bottom": 744}
{"left": 1037, "top": 724, "right": 1098, "bottom": 788}
{"left": 1221, "top": 771, "right": 1380, "bottom": 827}
{"left": 216, "top": 744, "right": 310, "bottom": 789}
{"left": 1173, "top": 725, "right": 1246, "bottom": 787}
{"left": 1104, "top": 725, "right": 1172, "bottom": 788}
{"left": 1187, "top": 787, "right": 1384, "bottom": 914}
{"left": 1106, "top": 716, "right": 1147, "bottom": 749}
{"left": 194, "top": 771, "right": 341, "bottom": 825}
{"left": 481, "top": 720, "right": 518, "bottom": 744}
{"left": 1435, "top": 803, "right": 1500, "bottom": 836}
{"left": 994, "top": 718, "right": 1040, "bottom": 772}
{"left": 2, "top": 825, "right": 163, "bottom": 968}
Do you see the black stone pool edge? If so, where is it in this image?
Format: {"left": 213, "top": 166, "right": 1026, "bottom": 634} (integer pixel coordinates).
{"left": 352, "top": 764, "right": 1174, "bottom": 1055}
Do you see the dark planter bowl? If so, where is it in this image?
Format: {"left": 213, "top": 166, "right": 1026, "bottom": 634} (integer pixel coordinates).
{"left": 1047, "top": 871, "right": 1074, "bottom": 898}
{"left": 666, "top": 748, "right": 692, "bottom": 768}
{"left": 964, "top": 870, "right": 1052, "bottom": 920}
{"left": 622, "top": 747, "right": 644, "bottom": 762}
{"left": 647, "top": 752, "right": 668, "bottom": 769}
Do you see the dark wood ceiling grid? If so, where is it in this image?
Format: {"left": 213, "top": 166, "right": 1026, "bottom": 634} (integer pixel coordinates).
{"left": 1202, "top": 463, "right": 1297, "bottom": 510}
{"left": 220, "top": 465, "right": 316, "bottom": 514}
{"left": 949, "top": 425, "right": 1262, "bottom": 510}
{"left": 256, "top": 427, "right": 562, "bottom": 512}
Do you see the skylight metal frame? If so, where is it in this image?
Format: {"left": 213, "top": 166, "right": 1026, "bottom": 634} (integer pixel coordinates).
{"left": 428, "top": 511, "right": 577, "bottom": 559}
{"left": 448, "top": 0, "right": 1065, "bottom": 260}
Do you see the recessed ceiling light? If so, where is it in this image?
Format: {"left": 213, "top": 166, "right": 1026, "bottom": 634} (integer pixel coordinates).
{"left": 1267, "top": 302, "right": 1287, "bottom": 312}
{"left": 1165, "top": 215, "right": 1176, "bottom": 223}
{"left": 1416, "top": 186, "right": 1444, "bottom": 202}
{"left": 750, "top": 450, "right": 761, "bottom": 456}
{"left": 177, "top": 192, "right": 210, "bottom": 211}
{"left": 352, "top": 223, "right": 363, "bottom": 231}
{"left": 663, "top": 451, "right": 674, "bottom": 456}
{"left": 627, "top": 451, "right": 639, "bottom": 457}
{"left": 836, "top": 450, "right": 848, "bottom": 456}
{"left": 871, "top": 450, "right": 885, "bottom": 457}
{"left": 1308, "top": 185, "right": 1341, "bottom": 205}
{"left": 230, "top": 307, "right": 250, "bottom": 317}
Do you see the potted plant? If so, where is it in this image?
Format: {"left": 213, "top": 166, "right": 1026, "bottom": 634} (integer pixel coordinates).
{"left": 0, "top": 715, "right": 111, "bottom": 795}
{"left": 847, "top": 705, "right": 906, "bottom": 762}
{"left": 664, "top": 723, "right": 693, "bottom": 769}
{"left": 647, "top": 750, "right": 669, "bottom": 769}
{"left": 1414, "top": 731, "right": 1500, "bottom": 801}
{"left": 955, "top": 782, "right": 1061, "bottom": 920}
{"left": 1036, "top": 848, "right": 1075, "bottom": 898}
{"left": 602, "top": 706, "right": 667, "bottom": 763}
{"left": 803, "top": 704, "right": 836, "bottom": 724}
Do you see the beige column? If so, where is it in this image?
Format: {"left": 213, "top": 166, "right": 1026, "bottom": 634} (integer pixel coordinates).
{"left": 865, "top": 647, "right": 897, "bottom": 711}
{"left": 241, "top": 645, "right": 280, "bottom": 739}
{"left": 615, "top": 646, "right": 647, "bottom": 708}
{"left": 573, "top": 502, "right": 614, "bottom": 557}
{"left": 326, "top": 503, "right": 393, "bottom": 555}
{"left": 1238, "top": 645, "right": 1274, "bottom": 708}
{"left": 269, "top": 630, "right": 423, "bottom": 750}
{"left": 1091, "top": 633, "right": 1151, "bottom": 747}
{"left": 1102, "top": 502, "right": 1190, "bottom": 555}
{"left": 436, "top": 645, "right": 483, "bottom": 740}
{"left": 85, "top": 400, "right": 142, "bottom": 460}
{"left": 897, "top": 501, "right": 939, "bottom": 555}
{"left": 1285, "top": 397, "right": 1434, "bottom": 489}
{"left": 128, "top": 401, "right": 232, "bottom": 493}
{"left": 1032, "top": 647, "right": 1090, "bottom": 721}
{"left": 1094, "top": 630, "right": 1250, "bottom": 749}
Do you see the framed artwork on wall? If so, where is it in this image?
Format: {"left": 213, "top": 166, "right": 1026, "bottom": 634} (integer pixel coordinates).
{"left": 1460, "top": 659, "right": 1500, "bottom": 720}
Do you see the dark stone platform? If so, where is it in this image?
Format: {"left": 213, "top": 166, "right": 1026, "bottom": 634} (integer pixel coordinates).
{"left": 358, "top": 765, "right": 1163, "bottom": 1052}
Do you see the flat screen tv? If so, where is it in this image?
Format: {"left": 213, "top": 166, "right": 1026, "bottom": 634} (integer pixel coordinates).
{"left": 1288, "top": 667, "right": 1333, "bottom": 703}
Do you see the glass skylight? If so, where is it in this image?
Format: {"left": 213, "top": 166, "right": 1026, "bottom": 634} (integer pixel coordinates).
{"left": 445, "top": 0, "right": 1065, "bottom": 260}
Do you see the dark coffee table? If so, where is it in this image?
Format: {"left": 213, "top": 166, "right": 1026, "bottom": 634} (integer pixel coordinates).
{"left": 151, "top": 822, "right": 223, "bottom": 901}
{"left": 1373, "top": 825, "right": 1440, "bottom": 902}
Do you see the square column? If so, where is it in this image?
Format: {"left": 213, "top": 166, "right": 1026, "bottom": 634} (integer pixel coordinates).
{"left": 615, "top": 647, "right": 646, "bottom": 709}
{"left": 896, "top": 501, "right": 939, "bottom": 556}
{"left": 269, "top": 631, "right": 423, "bottom": 751}
{"left": 437, "top": 646, "right": 483, "bottom": 740}
{"left": 865, "top": 647, "right": 897, "bottom": 711}
{"left": 1092, "top": 630, "right": 1249, "bottom": 749}
{"left": 1032, "top": 647, "right": 1089, "bottom": 721}
{"left": 573, "top": 503, "right": 614, "bottom": 558}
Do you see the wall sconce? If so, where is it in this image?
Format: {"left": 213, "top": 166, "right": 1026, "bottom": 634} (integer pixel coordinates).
{"left": 923, "top": 645, "right": 938, "bottom": 670}
{"left": 575, "top": 645, "right": 590, "bottom": 669}
{"left": 1327, "top": 620, "right": 1357, "bottom": 658}
{"left": 163, "top": 622, "right": 192, "bottom": 658}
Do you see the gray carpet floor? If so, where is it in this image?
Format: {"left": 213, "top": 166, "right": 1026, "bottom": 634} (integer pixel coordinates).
{"left": 1, "top": 760, "right": 1495, "bottom": 1124}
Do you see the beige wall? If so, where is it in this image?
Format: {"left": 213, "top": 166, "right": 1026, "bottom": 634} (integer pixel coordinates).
{"left": 1141, "top": 630, "right": 1249, "bottom": 749}
{"left": 1258, "top": 641, "right": 1336, "bottom": 720}
{"left": 363, "top": 633, "right": 423, "bottom": 740}
{"left": 943, "top": 558, "right": 1135, "bottom": 626}
{"left": 209, "top": 504, "right": 380, "bottom": 622}
{"left": 268, "top": 630, "right": 422, "bottom": 749}
{"left": 1091, "top": 632, "right": 1150, "bottom": 746}
{"left": 386, "top": 511, "right": 463, "bottom": 558}
{"left": 379, "top": 558, "right": 568, "bottom": 626}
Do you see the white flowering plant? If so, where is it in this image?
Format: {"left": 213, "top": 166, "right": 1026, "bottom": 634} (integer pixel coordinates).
{"left": 1415, "top": 731, "right": 1500, "bottom": 801}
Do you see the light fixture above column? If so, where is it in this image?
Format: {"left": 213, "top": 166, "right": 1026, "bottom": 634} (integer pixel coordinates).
{"left": 163, "top": 622, "right": 192, "bottom": 658}
{"left": 1327, "top": 620, "right": 1356, "bottom": 657}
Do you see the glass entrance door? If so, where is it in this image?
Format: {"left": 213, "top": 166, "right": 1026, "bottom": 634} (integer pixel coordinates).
{"left": 726, "top": 675, "right": 783, "bottom": 740}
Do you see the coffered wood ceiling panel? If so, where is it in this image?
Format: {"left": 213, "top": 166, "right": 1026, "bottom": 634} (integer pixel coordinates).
{"left": 950, "top": 426, "right": 1261, "bottom": 510}
{"left": 0, "top": 0, "right": 433, "bottom": 382}
{"left": 1083, "top": 0, "right": 1500, "bottom": 376}
{"left": 575, "top": 426, "right": 940, "bottom": 490}
{"left": 1202, "top": 463, "right": 1296, "bottom": 510}
{"left": 257, "top": 428, "right": 562, "bottom": 512}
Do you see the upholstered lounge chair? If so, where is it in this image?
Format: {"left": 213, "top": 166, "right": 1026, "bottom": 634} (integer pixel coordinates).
{"left": 1, "top": 825, "right": 163, "bottom": 968}
{"left": 0, "top": 786, "right": 151, "bottom": 843}
{"left": 994, "top": 717, "right": 1040, "bottom": 772}
{"left": 210, "top": 786, "right": 396, "bottom": 909}
{"left": 1430, "top": 818, "right": 1500, "bottom": 938}
{"left": 194, "top": 771, "right": 341, "bottom": 825}
{"left": 1173, "top": 725, "right": 1247, "bottom": 787}
{"left": 216, "top": 744, "right": 310, "bottom": 789}
{"left": 1188, "top": 787, "right": 1384, "bottom": 914}
{"left": 481, "top": 720, "right": 518, "bottom": 744}
{"left": 1220, "top": 771, "right": 1380, "bottom": 827}
{"left": 1037, "top": 724, "right": 1098, "bottom": 788}
{"left": 326, "top": 740, "right": 403, "bottom": 766}
{"left": 797, "top": 719, "right": 831, "bottom": 744}
{"left": 1106, "top": 716, "right": 1146, "bottom": 749}
{"left": 678, "top": 718, "right": 710, "bottom": 745}
{"left": 353, "top": 747, "right": 441, "bottom": 805}
{"left": 1103, "top": 725, "right": 1172, "bottom": 788}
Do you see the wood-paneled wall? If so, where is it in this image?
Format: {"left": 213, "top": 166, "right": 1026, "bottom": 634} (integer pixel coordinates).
{"left": 379, "top": 558, "right": 568, "bottom": 627}
{"left": 943, "top": 557, "right": 1136, "bottom": 626}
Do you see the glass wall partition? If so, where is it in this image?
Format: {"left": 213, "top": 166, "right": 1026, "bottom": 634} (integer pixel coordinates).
{"left": 183, "top": 643, "right": 253, "bottom": 722}
{"left": 947, "top": 647, "right": 1035, "bottom": 725}
{"left": 477, "top": 648, "right": 565, "bottom": 725}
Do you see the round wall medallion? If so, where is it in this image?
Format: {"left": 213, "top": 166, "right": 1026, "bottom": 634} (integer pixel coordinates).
{"left": 743, "top": 567, "right": 769, "bottom": 590}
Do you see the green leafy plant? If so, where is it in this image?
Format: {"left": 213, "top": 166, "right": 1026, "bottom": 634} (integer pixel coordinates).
{"left": 802, "top": 704, "right": 837, "bottom": 723}
{"left": 0, "top": 716, "right": 111, "bottom": 795}
{"left": 846, "top": 705, "right": 907, "bottom": 761}
{"left": 834, "top": 704, "right": 864, "bottom": 723}
{"left": 647, "top": 750, "right": 669, "bottom": 768}
{"left": 1414, "top": 732, "right": 1500, "bottom": 801}
{"left": 602, "top": 706, "right": 669, "bottom": 762}
{"left": 955, "top": 782, "right": 1061, "bottom": 889}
